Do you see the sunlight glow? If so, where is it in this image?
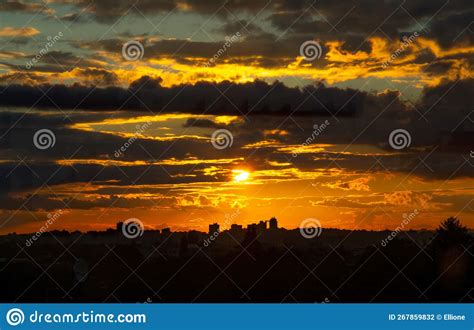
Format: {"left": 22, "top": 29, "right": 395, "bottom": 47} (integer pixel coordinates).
{"left": 233, "top": 170, "right": 250, "bottom": 182}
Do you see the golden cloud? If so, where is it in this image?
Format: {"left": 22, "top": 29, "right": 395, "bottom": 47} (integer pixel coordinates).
{"left": 0, "top": 26, "right": 40, "bottom": 37}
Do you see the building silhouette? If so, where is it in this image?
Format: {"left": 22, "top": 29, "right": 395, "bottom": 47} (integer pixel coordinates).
{"left": 209, "top": 223, "right": 219, "bottom": 234}
{"left": 244, "top": 217, "right": 278, "bottom": 233}
{"left": 256, "top": 221, "right": 267, "bottom": 233}
{"left": 269, "top": 217, "right": 278, "bottom": 230}
{"left": 0, "top": 216, "right": 470, "bottom": 303}
{"left": 230, "top": 224, "right": 243, "bottom": 233}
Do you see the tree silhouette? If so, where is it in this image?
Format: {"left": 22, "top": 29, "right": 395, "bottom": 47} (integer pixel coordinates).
{"left": 435, "top": 217, "right": 471, "bottom": 248}
{"left": 430, "top": 217, "right": 473, "bottom": 299}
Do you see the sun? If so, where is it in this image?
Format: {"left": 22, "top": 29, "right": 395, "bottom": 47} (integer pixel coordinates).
{"left": 232, "top": 170, "right": 250, "bottom": 182}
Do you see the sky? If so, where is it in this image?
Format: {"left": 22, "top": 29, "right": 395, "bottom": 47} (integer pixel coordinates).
{"left": 0, "top": 0, "right": 473, "bottom": 234}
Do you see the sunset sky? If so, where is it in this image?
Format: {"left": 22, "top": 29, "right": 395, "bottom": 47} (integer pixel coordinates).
{"left": 0, "top": 0, "right": 473, "bottom": 234}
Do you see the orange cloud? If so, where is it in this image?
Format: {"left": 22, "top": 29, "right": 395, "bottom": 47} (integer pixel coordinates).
{"left": 0, "top": 26, "right": 40, "bottom": 37}
{"left": 324, "top": 176, "right": 373, "bottom": 192}
{"left": 3, "top": 35, "right": 471, "bottom": 97}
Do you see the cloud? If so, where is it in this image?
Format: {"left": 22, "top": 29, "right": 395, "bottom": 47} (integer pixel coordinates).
{"left": 0, "top": 76, "right": 366, "bottom": 116}
{"left": 76, "top": 68, "right": 120, "bottom": 86}
{"left": 45, "top": 0, "right": 473, "bottom": 50}
{"left": 183, "top": 118, "right": 225, "bottom": 129}
{"left": 0, "top": 76, "right": 471, "bottom": 125}
{"left": 0, "top": 76, "right": 472, "bottom": 203}
{"left": 323, "top": 177, "right": 373, "bottom": 191}
{"left": 59, "top": 12, "right": 89, "bottom": 23}
{"left": 0, "top": 0, "right": 472, "bottom": 233}
{"left": 7, "top": 29, "right": 466, "bottom": 91}
{"left": 0, "top": 27, "right": 40, "bottom": 37}
{"left": 0, "top": 77, "right": 472, "bottom": 155}
{"left": 0, "top": 0, "right": 54, "bottom": 15}
{"left": 50, "top": 0, "right": 175, "bottom": 23}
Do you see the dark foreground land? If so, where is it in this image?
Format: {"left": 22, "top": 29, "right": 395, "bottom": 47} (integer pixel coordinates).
{"left": 0, "top": 223, "right": 472, "bottom": 303}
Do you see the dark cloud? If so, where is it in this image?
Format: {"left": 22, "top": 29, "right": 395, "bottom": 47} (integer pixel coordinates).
{"left": 2, "top": 51, "right": 102, "bottom": 74}
{"left": 183, "top": 118, "right": 225, "bottom": 129}
{"left": 52, "top": 0, "right": 278, "bottom": 22}
{"left": 48, "top": 0, "right": 473, "bottom": 48}
{"left": 0, "top": 72, "right": 48, "bottom": 85}
{"left": 29, "top": 51, "right": 99, "bottom": 73}
{"left": 59, "top": 12, "right": 89, "bottom": 23}
{"left": 428, "top": 8, "right": 474, "bottom": 48}
{"left": 217, "top": 19, "right": 272, "bottom": 37}
{"left": 0, "top": 0, "right": 54, "bottom": 15}
{"left": 77, "top": 68, "right": 120, "bottom": 86}
{"left": 267, "top": 0, "right": 474, "bottom": 47}
{"left": 0, "top": 193, "right": 179, "bottom": 212}
{"left": 0, "top": 76, "right": 365, "bottom": 116}
{"left": 0, "top": 76, "right": 471, "bottom": 128}
{"left": 51, "top": 0, "right": 176, "bottom": 23}
{"left": 0, "top": 77, "right": 471, "bottom": 148}
{"left": 78, "top": 34, "right": 304, "bottom": 67}
{"left": 0, "top": 76, "right": 472, "bottom": 206}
